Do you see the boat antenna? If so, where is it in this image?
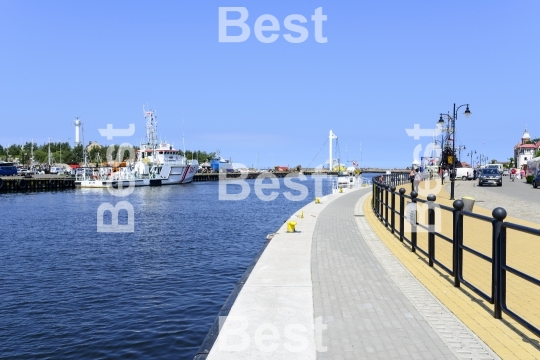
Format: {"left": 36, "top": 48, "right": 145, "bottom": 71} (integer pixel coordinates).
{"left": 182, "top": 119, "right": 186, "bottom": 155}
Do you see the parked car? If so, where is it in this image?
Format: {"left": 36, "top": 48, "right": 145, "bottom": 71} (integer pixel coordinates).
{"left": 532, "top": 172, "right": 540, "bottom": 188}
{"left": 478, "top": 168, "right": 502, "bottom": 186}
{"left": 502, "top": 169, "right": 509, "bottom": 176}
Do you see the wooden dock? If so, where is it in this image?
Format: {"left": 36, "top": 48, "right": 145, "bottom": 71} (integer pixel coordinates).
{"left": 0, "top": 175, "right": 76, "bottom": 193}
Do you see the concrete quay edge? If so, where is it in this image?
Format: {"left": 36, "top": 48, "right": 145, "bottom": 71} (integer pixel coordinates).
{"left": 198, "top": 187, "right": 366, "bottom": 359}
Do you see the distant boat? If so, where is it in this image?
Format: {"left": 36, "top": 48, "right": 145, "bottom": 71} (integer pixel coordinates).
{"left": 76, "top": 108, "right": 198, "bottom": 188}
{"left": 210, "top": 150, "right": 232, "bottom": 172}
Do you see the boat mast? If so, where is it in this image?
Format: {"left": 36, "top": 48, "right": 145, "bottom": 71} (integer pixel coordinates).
{"left": 30, "top": 139, "right": 34, "bottom": 168}
{"left": 182, "top": 119, "right": 185, "bottom": 156}
{"left": 143, "top": 107, "right": 158, "bottom": 164}
{"left": 48, "top": 138, "right": 52, "bottom": 166}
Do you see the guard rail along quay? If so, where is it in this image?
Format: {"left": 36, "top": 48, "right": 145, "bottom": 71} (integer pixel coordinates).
{"left": 371, "top": 178, "right": 540, "bottom": 338}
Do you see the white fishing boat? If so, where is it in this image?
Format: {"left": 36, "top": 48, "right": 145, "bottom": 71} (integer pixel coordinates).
{"left": 75, "top": 108, "right": 198, "bottom": 188}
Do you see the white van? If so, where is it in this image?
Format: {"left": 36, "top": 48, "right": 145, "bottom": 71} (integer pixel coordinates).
{"left": 486, "top": 163, "right": 503, "bottom": 174}
{"left": 455, "top": 167, "right": 474, "bottom": 180}
{"left": 49, "top": 166, "right": 63, "bottom": 174}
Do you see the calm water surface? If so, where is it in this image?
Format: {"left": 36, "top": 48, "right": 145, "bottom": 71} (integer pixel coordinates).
{"left": 0, "top": 175, "right": 379, "bottom": 359}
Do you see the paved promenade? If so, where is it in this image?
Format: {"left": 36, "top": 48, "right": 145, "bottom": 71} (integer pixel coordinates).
{"left": 311, "top": 189, "right": 493, "bottom": 358}
{"left": 444, "top": 178, "right": 540, "bottom": 224}
{"left": 371, "top": 179, "right": 540, "bottom": 358}
{"left": 204, "top": 186, "right": 505, "bottom": 359}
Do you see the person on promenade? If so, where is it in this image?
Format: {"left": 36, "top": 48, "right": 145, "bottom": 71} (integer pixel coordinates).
{"left": 520, "top": 168, "right": 525, "bottom": 181}
{"left": 511, "top": 167, "right": 516, "bottom": 181}
{"left": 409, "top": 169, "right": 415, "bottom": 190}
{"left": 413, "top": 168, "right": 422, "bottom": 192}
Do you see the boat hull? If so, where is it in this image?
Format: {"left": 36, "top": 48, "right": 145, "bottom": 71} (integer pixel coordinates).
{"left": 75, "top": 164, "right": 197, "bottom": 188}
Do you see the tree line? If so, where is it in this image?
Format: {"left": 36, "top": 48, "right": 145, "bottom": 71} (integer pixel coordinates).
{"left": 0, "top": 142, "right": 216, "bottom": 165}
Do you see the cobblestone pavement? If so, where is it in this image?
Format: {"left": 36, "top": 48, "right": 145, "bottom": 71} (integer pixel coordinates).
{"left": 311, "top": 189, "right": 458, "bottom": 359}
{"left": 444, "top": 178, "right": 540, "bottom": 224}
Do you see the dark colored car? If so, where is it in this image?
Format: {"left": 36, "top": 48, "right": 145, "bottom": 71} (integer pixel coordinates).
{"left": 533, "top": 173, "right": 540, "bottom": 188}
{"left": 478, "top": 168, "right": 502, "bottom": 186}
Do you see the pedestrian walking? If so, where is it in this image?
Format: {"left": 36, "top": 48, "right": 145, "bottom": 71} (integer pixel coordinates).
{"left": 520, "top": 168, "right": 525, "bottom": 181}
{"left": 409, "top": 169, "right": 415, "bottom": 190}
{"left": 413, "top": 168, "right": 422, "bottom": 192}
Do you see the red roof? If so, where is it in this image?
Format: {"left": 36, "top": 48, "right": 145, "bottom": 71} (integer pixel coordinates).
{"left": 516, "top": 144, "right": 537, "bottom": 148}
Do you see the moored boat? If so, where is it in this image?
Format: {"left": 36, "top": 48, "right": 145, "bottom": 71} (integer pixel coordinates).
{"left": 75, "top": 108, "right": 198, "bottom": 188}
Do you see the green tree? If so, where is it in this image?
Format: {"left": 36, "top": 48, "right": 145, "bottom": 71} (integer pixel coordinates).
{"left": 183, "top": 150, "right": 215, "bottom": 163}
{"left": 535, "top": 150, "right": 540, "bottom": 158}
{"left": 34, "top": 149, "right": 48, "bottom": 163}
{"left": 506, "top": 157, "right": 515, "bottom": 168}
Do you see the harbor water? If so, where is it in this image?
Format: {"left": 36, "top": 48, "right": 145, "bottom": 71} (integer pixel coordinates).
{"left": 0, "top": 174, "right": 381, "bottom": 359}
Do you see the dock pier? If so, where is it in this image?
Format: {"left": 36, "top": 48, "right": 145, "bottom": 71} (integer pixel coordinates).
{"left": 0, "top": 175, "right": 76, "bottom": 193}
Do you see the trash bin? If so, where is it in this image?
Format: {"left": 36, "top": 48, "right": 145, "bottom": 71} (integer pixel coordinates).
{"left": 462, "top": 196, "right": 475, "bottom": 212}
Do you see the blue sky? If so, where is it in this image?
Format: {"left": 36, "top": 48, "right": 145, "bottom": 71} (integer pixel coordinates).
{"left": 1, "top": 0, "right": 539, "bottom": 168}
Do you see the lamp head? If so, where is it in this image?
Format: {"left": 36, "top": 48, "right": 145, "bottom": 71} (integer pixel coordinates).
{"left": 438, "top": 115, "right": 445, "bottom": 126}
{"left": 464, "top": 105, "right": 471, "bottom": 117}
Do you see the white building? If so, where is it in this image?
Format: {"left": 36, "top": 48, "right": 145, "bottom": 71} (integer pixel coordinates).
{"left": 513, "top": 128, "right": 539, "bottom": 168}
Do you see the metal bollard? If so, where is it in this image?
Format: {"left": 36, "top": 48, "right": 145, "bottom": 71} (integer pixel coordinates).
{"left": 287, "top": 221, "right": 297, "bottom": 233}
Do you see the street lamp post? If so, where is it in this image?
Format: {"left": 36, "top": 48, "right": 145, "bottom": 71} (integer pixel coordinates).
{"left": 457, "top": 145, "right": 466, "bottom": 165}
{"left": 439, "top": 103, "right": 471, "bottom": 200}
{"left": 436, "top": 117, "right": 449, "bottom": 185}
{"left": 468, "top": 150, "right": 476, "bottom": 168}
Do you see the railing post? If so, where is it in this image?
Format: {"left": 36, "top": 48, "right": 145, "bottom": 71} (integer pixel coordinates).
{"left": 373, "top": 182, "right": 379, "bottom": 217}
{"left": 378, "top": 182, "right": 383, "bottom": 220}
{"left": 452, "top": 200, "right": 464, "bottom": 287}
{"left": 390, "top": 185, "right": 396, "bottom": 234}
{"left": 384, "top": 184, "right": 389, "bottom": 227}
{"left": 410, "top": 190, "right": 418, "bottom": 252}
{"left": 377, "top": 183, "right": 382, "bottom": 219}
{"left": 492, "top": 207, "right": 507, "bottom": 319}
{"left": 427, "top": 194, "right": 436, "bottom": 267}
{"left": 372, "top": 180, "right": 376, "bottom": 210}
{"left": 399, "top": 188, "right": 405, "bottom": 241}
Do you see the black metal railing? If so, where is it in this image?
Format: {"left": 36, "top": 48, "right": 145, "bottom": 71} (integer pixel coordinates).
{"left": 371, "top": 179, "right": 540, "bottom": 338}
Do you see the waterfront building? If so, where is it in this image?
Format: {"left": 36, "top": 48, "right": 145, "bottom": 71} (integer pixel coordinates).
{"left": 86, "top": 141, "right": 102, "bottom": 153}
{"left": 513, "top": 127, "right": 540, "bottom": 168}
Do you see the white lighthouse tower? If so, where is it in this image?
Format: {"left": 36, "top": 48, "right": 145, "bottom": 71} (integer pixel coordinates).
{"left": 74, "top": 118, "right": 82, "bottom": 146}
